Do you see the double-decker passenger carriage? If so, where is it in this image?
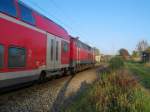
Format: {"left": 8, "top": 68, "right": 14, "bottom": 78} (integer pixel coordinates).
{"left": 0, "top": 0, "right": 70, "bottom": 88}
{"left": 69, "top": 36, "right": 95, "bottom": 73}
{"left": 0, "top": 0, "right": 96, "bottom": 89}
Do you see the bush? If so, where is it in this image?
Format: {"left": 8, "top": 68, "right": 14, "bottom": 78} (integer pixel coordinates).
{"left": 89, "top": 70, "right": 150, "bottom": 112}
{"left": 64, "top": 70, "right": 150, "bottom": 112}
{"left": 109, "top": 57, "right": 124, "bottom": 70}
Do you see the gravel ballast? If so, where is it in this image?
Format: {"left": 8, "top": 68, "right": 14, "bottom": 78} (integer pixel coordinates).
{"left": 0, "top": 68, "right": 97, "bottom": 112}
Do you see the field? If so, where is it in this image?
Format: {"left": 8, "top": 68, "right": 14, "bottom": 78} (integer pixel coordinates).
{"left": 126, "top": 62, "right": 150, "bottom": 89}
{"left": 63, "top": 60, "right": 150, "bottom": 112}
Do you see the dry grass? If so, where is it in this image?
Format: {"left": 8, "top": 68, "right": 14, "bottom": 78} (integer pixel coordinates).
{"left": 63, "top": 70, "right": 150, "bottom": 112}
{"left": 144, "top": 63, "right": 150, "bottom": 67}
{"left": 89, "top": 70, "right": 150, "bottom": 112}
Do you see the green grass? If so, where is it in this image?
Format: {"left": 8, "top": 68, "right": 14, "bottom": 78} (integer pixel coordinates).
{"left": 126, "top": 62, "right": 150, "bottom": 89}
{"left": 109, "top": 56, "right": 124, "bottom": 70}
{"left": 63, "top": 70, "right": 150, "bottom": 112}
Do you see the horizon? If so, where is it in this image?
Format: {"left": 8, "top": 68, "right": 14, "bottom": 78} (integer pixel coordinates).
{"left": 20, "top": 0, "right": 150, "bottom": 55}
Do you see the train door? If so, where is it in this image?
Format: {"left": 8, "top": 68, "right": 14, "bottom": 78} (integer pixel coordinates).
{"left": 77, "top": 41, "right": 80, "bottom": 64}
{"left": 54, "top": 37, "right": 61, "bottom": 69}
{"left": 47, "top": 34, "right": 55, "bottom": 70}
{"left": 47, "top": 33, "right": 61, "bottom": 70}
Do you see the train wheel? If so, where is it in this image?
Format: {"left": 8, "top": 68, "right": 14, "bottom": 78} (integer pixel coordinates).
{"left": 38, "top": 71, "right": 46, "bottom": 83}
{"left": 71, "top": 68, "right": 76, "bottom": 76}
{"left": 63, "top": 69, "right": 68, "bottom": 76}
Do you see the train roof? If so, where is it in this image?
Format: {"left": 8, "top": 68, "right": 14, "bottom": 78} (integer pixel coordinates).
{"left": 18, "top": 0, "right": 70, "bottom": 40}
{"left": 69, "top": 35, "right": 93, "bottom": 49}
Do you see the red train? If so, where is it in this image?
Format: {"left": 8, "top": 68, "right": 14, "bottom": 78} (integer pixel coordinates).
{"left": 0, "top": 0, "right": 95, "bottom": 88}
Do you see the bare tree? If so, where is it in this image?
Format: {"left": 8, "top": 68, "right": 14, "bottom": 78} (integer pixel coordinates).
{"left": 137, "top": 40, "right": 149, "bottom": 53}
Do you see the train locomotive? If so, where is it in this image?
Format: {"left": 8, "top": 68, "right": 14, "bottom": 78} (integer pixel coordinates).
{"left": 0, "top": 0, "right": 95, "bottom": 89}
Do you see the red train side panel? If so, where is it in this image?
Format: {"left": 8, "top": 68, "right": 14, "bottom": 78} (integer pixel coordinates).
{"left": 34, "top": 12, "right": 70, "bottom": 66}
{"left": 0, "top": 0, "right": 95, "bottom": 89}
{"left": 70, "top": 36, "right": 94, "bottom": 72}
{"left": 33, "top": 12, "right": 70, "bottom": 41}
{"left": 0, "top": 0, "right": 70, "bottom": 88}
{"left": 0, "top": 14, "right": 47, "bottom": 73}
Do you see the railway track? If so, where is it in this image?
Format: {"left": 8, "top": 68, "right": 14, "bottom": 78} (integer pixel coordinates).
{"left": 0, "top": 68, "right": 98, "bottom": 112}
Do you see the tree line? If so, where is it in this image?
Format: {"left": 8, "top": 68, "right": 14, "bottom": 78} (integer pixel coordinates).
{"left": 118, "top": 40, "right": 150, "bottom": 61}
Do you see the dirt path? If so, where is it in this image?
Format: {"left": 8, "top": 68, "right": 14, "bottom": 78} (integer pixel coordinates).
{"left": 0, "top": 68, "right": 98, "bottom": 112}
{"left": 66, "top": 69, "right": 97, "bottom": 97}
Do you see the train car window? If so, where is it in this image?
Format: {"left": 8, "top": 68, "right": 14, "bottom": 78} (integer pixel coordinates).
{"left": 8, "top": 47, "right": 26, "bottom": 68}
{"left": 51, "top": 40, "right": 54, "bottom": 60}
{"left": 0, "top": 0, "right": 17, "bottom": 17}
{"left": 56, "top": 41, "right": 59, "bottom": 61}
{"left": 0, "top": 45, "right": 4, "bottom": 68}
{"left": 19, "top": 3, "right": 35, "bottom": 25}
{"left": 63, "top": 41, "right": 68, "bottom": 52}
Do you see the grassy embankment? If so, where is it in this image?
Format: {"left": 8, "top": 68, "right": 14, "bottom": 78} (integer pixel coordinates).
{"left": 63, "top": 58, "right": 150, "bottom": 112}
{"left": 126, "top": 62, "right": 150, "bottom": 89}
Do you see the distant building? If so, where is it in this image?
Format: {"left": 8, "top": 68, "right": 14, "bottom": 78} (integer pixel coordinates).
{"left": 93, "top": 47, "right": 101, "bottom": 63}
{"left": 142, "top": 52, "right": 150, "bottom": 63}
{"left": 99, "top": 55, "right": 113, "bottom": 63}
{"left": 95, "top": 55, "right": 102, "bottom": 63}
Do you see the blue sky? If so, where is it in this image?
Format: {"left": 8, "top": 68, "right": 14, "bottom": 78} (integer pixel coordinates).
{"left": 21, "top": 0, "right": 150, "bottom": 54}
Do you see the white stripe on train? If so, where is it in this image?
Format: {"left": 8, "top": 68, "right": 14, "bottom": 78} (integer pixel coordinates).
{"left": 0, "top": 70, "right": 40, "bottom": 80}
